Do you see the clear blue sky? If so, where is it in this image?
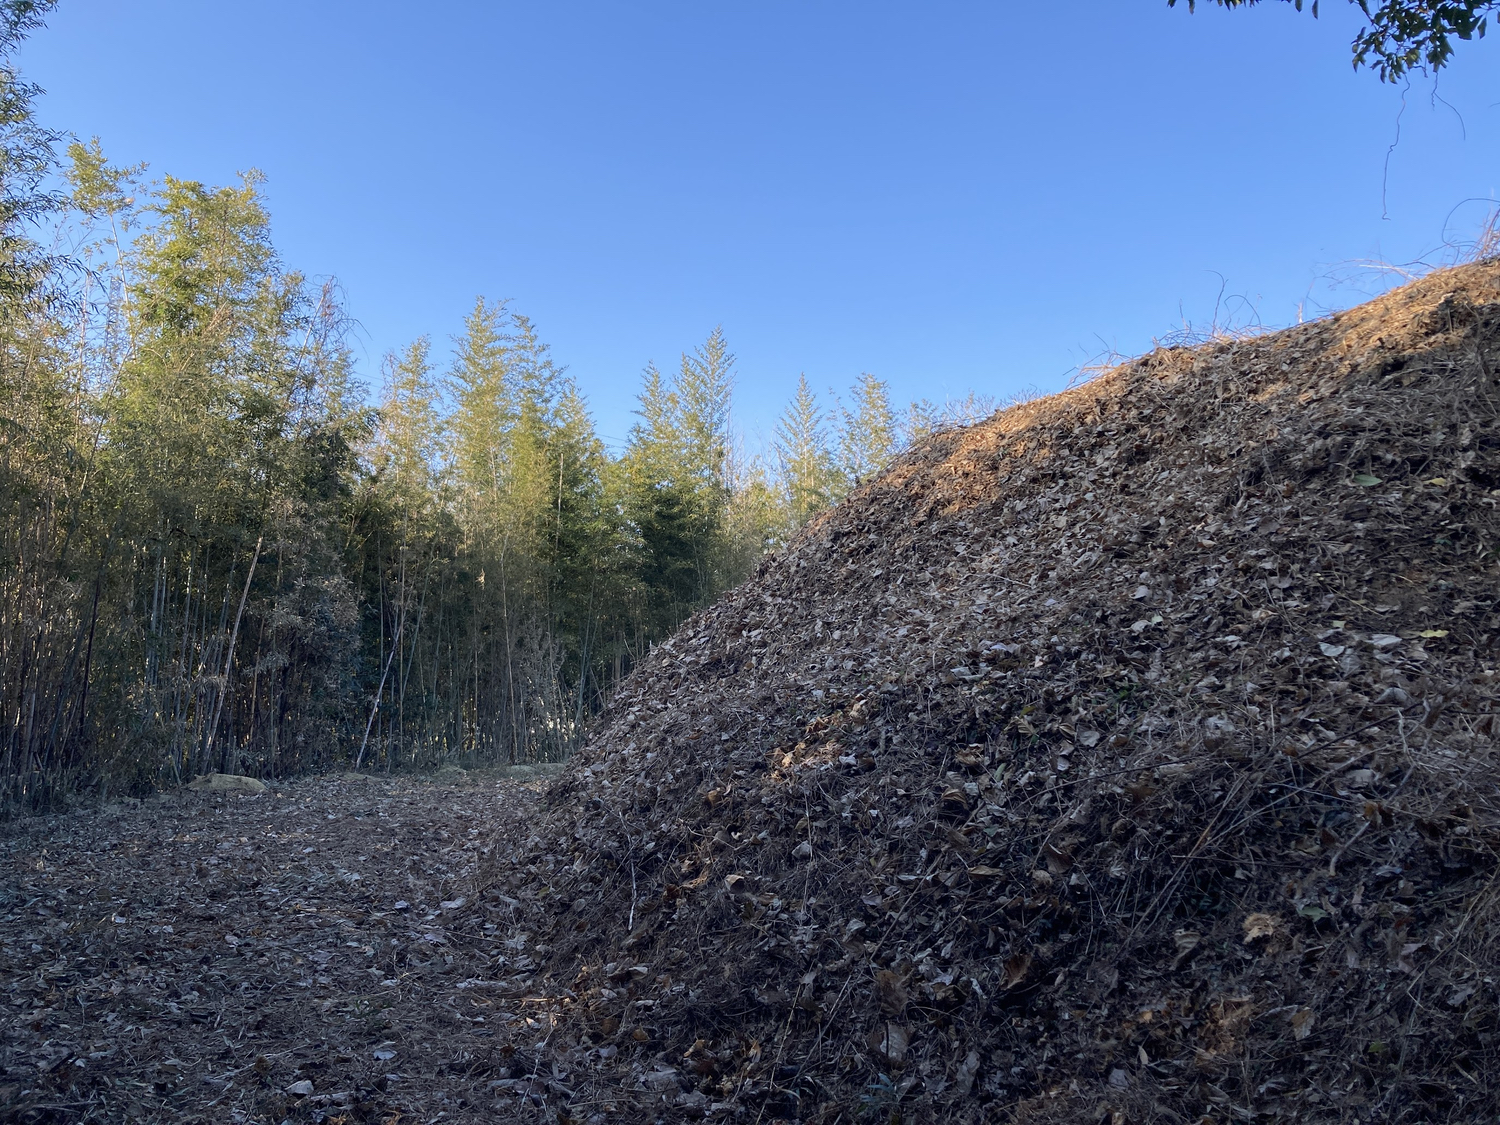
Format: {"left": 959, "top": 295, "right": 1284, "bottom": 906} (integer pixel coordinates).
{"left": 20, "top": 1, "right": 1500, "bottom": 450}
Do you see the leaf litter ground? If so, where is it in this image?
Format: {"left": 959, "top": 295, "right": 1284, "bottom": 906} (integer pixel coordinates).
{"left": 7, "top": 260, "right": 1500, "bottom": 1125}
{"left": 1, "top": 770, "right": 559, "bottom": 1124}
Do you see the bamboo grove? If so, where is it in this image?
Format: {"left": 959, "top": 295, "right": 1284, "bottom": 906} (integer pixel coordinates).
{"left": 0, "top": 7, "right": 989, "bottom": 809}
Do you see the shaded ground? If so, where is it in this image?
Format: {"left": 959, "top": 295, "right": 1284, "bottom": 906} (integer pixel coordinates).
{"left": 0, "top": 770, "right": 560, "bottom": 1125}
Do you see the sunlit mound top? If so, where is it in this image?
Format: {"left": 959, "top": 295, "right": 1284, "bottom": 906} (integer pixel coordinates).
{"left": 484, "top": 258, "right": 1500, "bottom": 1124}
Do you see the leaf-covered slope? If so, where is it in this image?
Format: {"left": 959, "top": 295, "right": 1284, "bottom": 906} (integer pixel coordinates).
{"left": 491, "top": 260, "right": 1500, "bottom": 1123}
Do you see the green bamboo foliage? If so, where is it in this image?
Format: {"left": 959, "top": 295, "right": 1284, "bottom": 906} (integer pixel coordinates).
{"left": 774, "top": 374, "right": 840, "bottom": 530}
{"left": 0, "top": 23, "right": 968, "bottom": 804}
{"left": 839, "top": 373, "right": 898, "bottom": 487}
{"left": 622, "top": 329, "right": 737, "bottom": 636}
{"left": 1, "top": 136, "right": 378, "bottom": 805}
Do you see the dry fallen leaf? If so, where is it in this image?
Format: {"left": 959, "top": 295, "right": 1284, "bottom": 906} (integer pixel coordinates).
{"left": 1397, "top": 941, "right": 1428, "bottom": 974}
{"left": 874, "top": 969, "right": 908, "bottom": 1015}
{"left": 1001, "top": 953, "right": 1033, "bottom": 991}
{"left": 940, "top": 786, "right": 970, "bottom": 813}
{"left": 1290, "top": 1008, "right": 1316, "bottom": 1041}
{"left": 865, "top": 1022, "right": 910, "bottom": 1064}
{"left": 641, "top": 1067, "right": 679, "bottom": 1091}
{"left": 1242, "top": 913, "right": 1278, "bottom": 943}
{"left": 1447, "top": 984, "right": 1478, "bottom": 1008}
{"left": 954, "top": 1047, "right": 981, "bottom": 1095}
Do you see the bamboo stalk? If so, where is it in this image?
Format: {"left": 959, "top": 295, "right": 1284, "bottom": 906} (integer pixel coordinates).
{"left": 203, "top": 535, "right": 263, "bottom": 774}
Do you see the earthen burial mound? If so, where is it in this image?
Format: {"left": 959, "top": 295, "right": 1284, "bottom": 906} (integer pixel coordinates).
{"left": 485, "top": 261, "right": 1500, "bottom": 1124}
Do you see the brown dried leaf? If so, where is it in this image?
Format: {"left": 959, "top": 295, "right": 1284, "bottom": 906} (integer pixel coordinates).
{"left": 865, "top": 1022, "right": 910, "bottom": 1064}
{"left": 1242, "top": 913, "right": 1279, "bottom": 944}
{"left": 874, "top": 969, "right": 908, "bottom": 1015}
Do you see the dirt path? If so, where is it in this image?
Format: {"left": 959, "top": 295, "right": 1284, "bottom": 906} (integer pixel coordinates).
{"left": 1, "top": 771, "right": 557, "bottom": 1125}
